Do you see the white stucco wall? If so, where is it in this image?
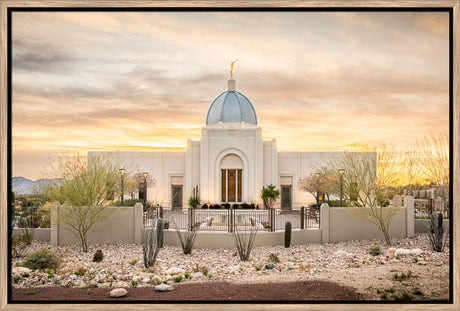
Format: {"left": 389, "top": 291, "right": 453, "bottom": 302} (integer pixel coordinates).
{"left": 200, "top": 127, "right": 263, "bottom": 204}
{"left": 89, "top": 151, "right": 186, "bottom": 207}
{"left": 277, "top": 151, "right": 347, "bottom": 207}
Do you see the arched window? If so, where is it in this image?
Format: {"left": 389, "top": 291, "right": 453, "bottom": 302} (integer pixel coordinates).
{"left": 220, "top": 154, "right": 243, "bottom": 203}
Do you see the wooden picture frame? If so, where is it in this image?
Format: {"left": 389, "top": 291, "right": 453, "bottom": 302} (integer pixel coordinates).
{"left": 1, "top": 1, "right": 458, "bottom": 310}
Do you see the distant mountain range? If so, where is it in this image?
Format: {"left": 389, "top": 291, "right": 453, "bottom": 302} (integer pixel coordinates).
{"left": 12, "top": 176, "right": 60, "bottom": 195}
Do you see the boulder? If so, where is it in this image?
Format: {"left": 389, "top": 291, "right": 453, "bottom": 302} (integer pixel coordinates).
{"left": 151, "top": 275, "right": 162, "bottom": 285}
{"left": 165, "top": 267, "right": 185, "bottom": 275}
{"left": 12, "top": 267, "right": 31, "bottom": 274}
{"left": 109, "top": 288, "right": 128, "bottom": 298}
{"left": 155, "top": 284, "right": 174, "bottom": 292}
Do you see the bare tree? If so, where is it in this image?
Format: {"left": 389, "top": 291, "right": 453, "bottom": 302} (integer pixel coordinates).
{"left": 417, "top": 133, "right": 449, "bottom": 216}
{"left": 297, "top": 166, "right": 339, "bottom": 205}
{"left": 327, "top": 147, "right": 402, "bottom": 246}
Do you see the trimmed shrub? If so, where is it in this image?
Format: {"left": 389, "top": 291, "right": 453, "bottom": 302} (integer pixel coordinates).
{"left": 268, "top": 253, "right": 280, "bottom": 263}
{"left": 20, "top": 249, "right": 58, "bottom": 271}
{"left": 92, "top": 250, "right": 103, "bottom": 262}
{"left": 369, "top": 246, "right": 381, "bottom": 256}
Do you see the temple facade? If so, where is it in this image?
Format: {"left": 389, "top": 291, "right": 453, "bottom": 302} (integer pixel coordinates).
{"left": 91, "top": 77, "right": 346, "bottom": 209}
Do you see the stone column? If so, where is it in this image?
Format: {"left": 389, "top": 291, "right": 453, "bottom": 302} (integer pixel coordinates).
{"left": 134, "top": 203, "right": 143, "bottom": 244}
{"left": 320, "top": 203, "right": 330, "bottom": 243}
{"left": 50, "top": 202, "right": 59, "bottom": 245}
{"left": 404, "top": 196, "right": 415, "bottom": 238}
{"left": 394, "top": 195, "right": 403, "bottom": 208}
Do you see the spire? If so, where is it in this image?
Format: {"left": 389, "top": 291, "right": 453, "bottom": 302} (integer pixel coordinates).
{"left": 228, "top": 59, "right": 238, "bottom": 91}
{"left": 229, "top": 59, "right": 238, "bottom": 80}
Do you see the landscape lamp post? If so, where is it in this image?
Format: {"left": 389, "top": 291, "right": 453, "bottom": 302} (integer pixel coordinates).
{"left": 119, "top": 168, "right": 126, "bottom": 206}
{"left": 142, "top": 172, "right": 148, "bottom": 207}
{"left": 338, "top": 169, "right": 345, "bottom": 207}
{"left": 315, "top": 172, "right": 320, "bottom": 206}
{"left": 207, "top": 201, "right": 211, "bottom": 209}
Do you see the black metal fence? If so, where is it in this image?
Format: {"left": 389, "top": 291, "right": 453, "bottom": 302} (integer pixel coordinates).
{"left": 143, "top": 206, "right": 321, "bottom": 231}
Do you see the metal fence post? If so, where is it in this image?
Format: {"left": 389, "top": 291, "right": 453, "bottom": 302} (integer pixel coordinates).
{"left": 270, "top": 208, "right": 275, "bottom": 232}
{"left": 300, "top": 206, "right": 305, "bottom": 230}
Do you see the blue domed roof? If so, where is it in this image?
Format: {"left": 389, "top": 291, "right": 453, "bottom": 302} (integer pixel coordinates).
{"left": 206, "top": 80, "right": 257, "bottom": 125}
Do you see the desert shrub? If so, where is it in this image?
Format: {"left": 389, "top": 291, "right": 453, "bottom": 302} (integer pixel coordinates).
{"left": 174, "top": 221, "right": 199, "bottom": 255}
{"left": 192, "top": 264, "right": 209, "bottom": 276}
{"left": 20, "top": 248, "right": 58, "bottom": 271}
{"left": 268, "top": 253, "right": 280, "bottom": 263}
{"left": 254, "top": 264, "right": 262, "bottom": 271}
{"left": 184, "top": 272, "right": 191, "bottom": 279}
{"left": 173, "top": 275, "right": 183, "bottom": 283}
{"left": 265, "top": 262, "right": 275, "bottom": 270}
{"left": 92, "top": 250, "right": 103, "bottom": 262}
{"left": 232, "top": 225, "right": 258, "bottom": 261}
{"left": 384, "top": 287, "right": 395, "bottom": 293}
{"left": 412, "top": 288, "right": 424, "bottom": 296}
{"left": 369, "top": 246, "right": 381, "bottom": 256}
{"left": 12, "top": 233, "right": 32, "bottom": 258}
{"left": 13, "top": 276, "right": 21, "bottom": 284}
{"left": 393, "top": 292, "right": 414, "bottom": 301}
{"left": 131, "top": 280, "right": 138, "bottom": 288}
{"left": 393, "top": 271, "right": 412, "bottom": 282}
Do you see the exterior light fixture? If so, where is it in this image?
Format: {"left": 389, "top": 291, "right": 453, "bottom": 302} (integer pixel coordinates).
{"left": 338, "top": 169, "right": 345, "bottom": 207}
{"left": 119, "top": 168, "right": 126, "bottom": 205}
{"left": 142, "top": 172, "right": 148, "bottom": 207}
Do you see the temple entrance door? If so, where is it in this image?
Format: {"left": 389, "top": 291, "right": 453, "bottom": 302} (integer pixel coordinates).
{"left": 221, "top": 168, "right": 242, "bottom": 203}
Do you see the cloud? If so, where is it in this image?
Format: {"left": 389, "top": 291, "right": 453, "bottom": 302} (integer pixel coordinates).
{"left": 13, "top": 38, "right": 78, "bottom": 72}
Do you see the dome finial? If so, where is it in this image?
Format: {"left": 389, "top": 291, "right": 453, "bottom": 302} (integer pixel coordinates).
{"left": 229, "top": 59, "right": 238, "bottom": 80}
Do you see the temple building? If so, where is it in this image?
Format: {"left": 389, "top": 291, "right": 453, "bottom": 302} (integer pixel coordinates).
{"left": 90, "top": 71, "right": 346, "bottom": 209}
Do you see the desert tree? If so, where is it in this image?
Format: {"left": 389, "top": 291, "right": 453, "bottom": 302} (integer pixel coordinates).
{"left": 297, "top": 166, "right": 339, "bottom": 205}
{"left": 417, "top": 133, "right": 449, "bottom": 216}
{"left": 327, "top": 146, "right": 402, "bottom": 246}
{"left": 46, "top": 153, "right": 125, "bottom": 252}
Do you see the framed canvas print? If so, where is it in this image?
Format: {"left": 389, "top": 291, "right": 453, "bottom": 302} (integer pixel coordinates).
{"left": 1, "top": 1, "right": 458, "bottom": 310}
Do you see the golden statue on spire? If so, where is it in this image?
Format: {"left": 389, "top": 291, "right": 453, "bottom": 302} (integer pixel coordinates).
{"left": 230, "top": 59, "right": 238, "bottom": 79}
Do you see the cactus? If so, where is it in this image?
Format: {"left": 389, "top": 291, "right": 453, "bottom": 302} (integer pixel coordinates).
{"left": 143, "top": 218, "right": 163, "bottom": 269}
{"left": 284, "top": 221, "right": 292, "bottom": 248}
{"left": 427, "top": 212, "right": 445, "bottom": 252}
{"left": 156, "top": 218, "right": 164, "bottom": 248}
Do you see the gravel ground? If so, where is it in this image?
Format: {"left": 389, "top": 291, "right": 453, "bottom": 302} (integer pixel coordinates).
{"left": 11, "top": 233, "right": 450, "bottom": 301}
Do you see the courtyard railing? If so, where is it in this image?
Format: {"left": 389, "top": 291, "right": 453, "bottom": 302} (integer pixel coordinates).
{"left": 414, "top": 198, "right": 447, "bottom": 218}
{"left": 143, "top": 206, "right": 320, "bottom": 231}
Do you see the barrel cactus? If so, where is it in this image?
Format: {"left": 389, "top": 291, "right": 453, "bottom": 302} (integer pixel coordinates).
{"left": 284, "top": 221, "right": 292, "bottom": 248}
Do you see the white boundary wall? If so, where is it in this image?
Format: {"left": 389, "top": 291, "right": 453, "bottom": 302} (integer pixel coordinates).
{"left": 41, "top": 197, "right": 416, "bottom": 248}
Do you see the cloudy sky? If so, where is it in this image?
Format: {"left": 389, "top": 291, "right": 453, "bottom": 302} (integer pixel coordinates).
{"left": 12, "top": 11, "right": 449, "bottom": 180}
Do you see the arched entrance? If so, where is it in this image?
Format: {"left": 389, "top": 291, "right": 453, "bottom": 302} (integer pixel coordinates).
{"left": 220, "top": 154, "right": 243, "bottom": 203}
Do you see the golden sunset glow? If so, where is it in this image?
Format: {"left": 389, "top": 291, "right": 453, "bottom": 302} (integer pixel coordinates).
{"left": 12, "top": 11, "right": 449, "bottom": 179}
